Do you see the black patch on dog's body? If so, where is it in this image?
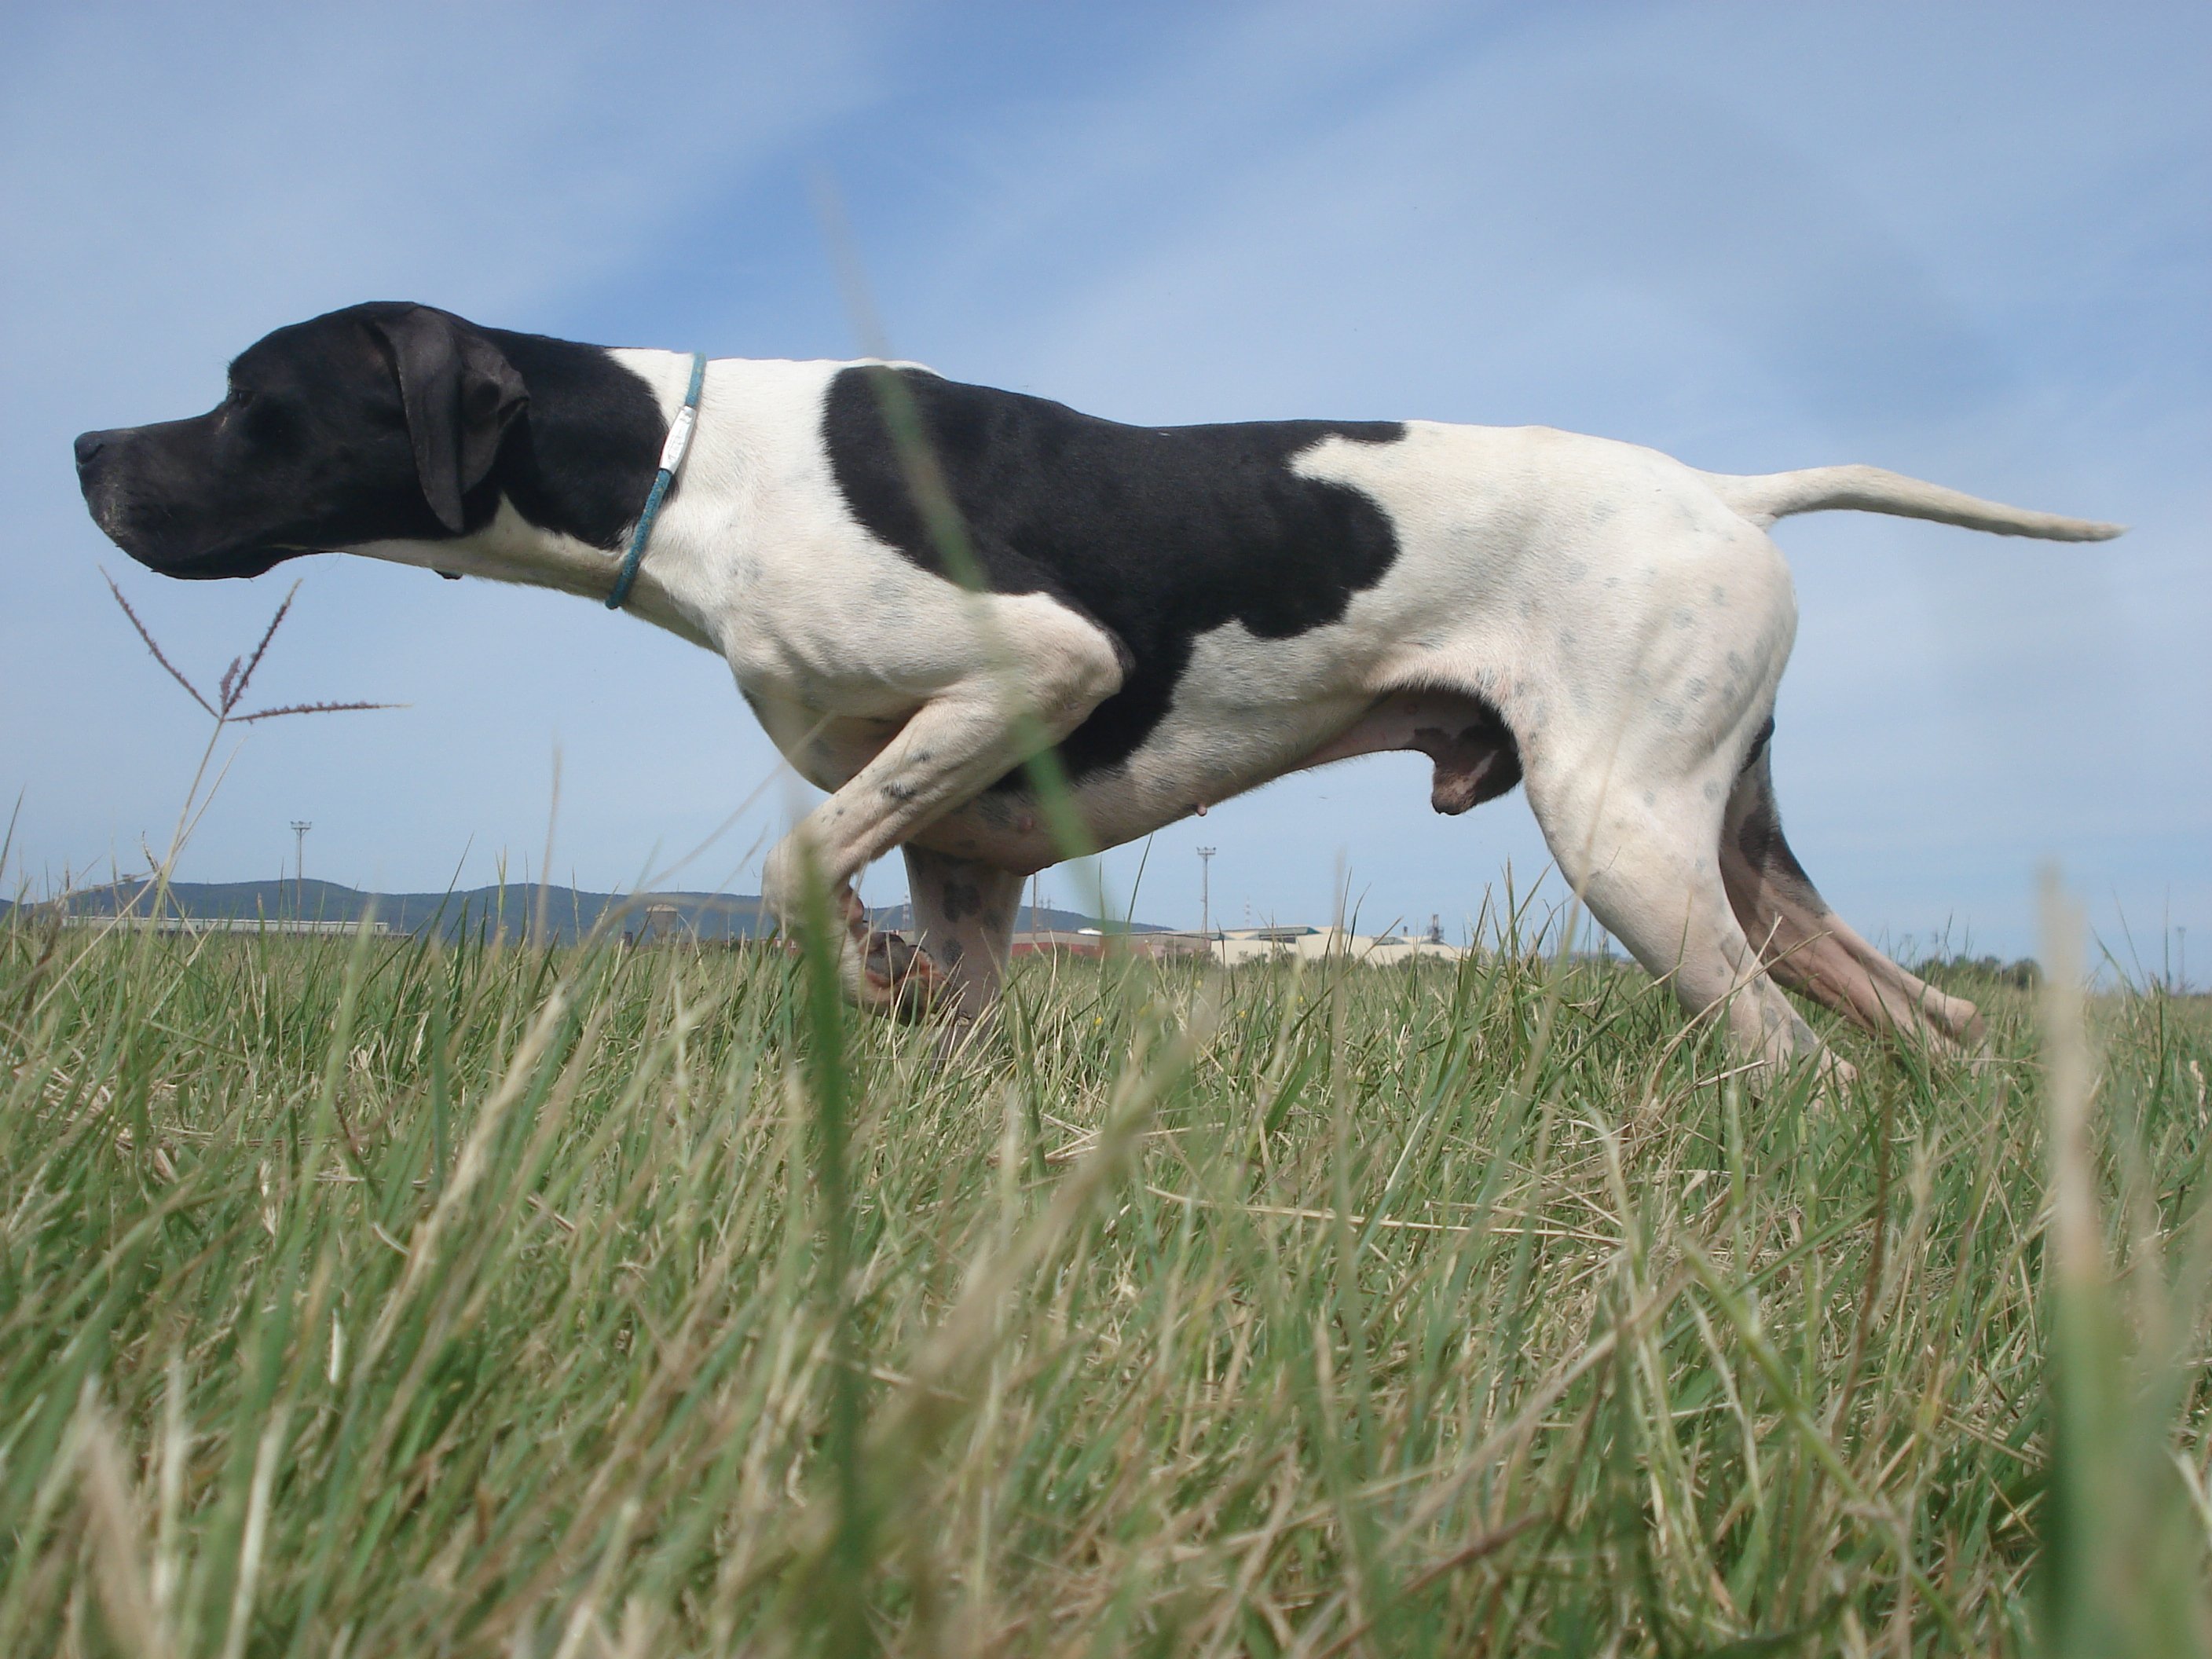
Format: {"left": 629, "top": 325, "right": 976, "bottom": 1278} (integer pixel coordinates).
{"left": 475, "top": 324, "right": 665, "bottom": 549}
{"left": 823, "top": 367, "right": 1405, "bottom": 781}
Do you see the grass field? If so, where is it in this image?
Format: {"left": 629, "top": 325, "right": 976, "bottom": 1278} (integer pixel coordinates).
{"left": 3, "top": 898, "right": 2208, "bottom": 1656}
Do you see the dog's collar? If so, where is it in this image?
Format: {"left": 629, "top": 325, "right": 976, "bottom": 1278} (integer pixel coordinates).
{"left": 605, "top": 351, "right": 708, "bottom": 610}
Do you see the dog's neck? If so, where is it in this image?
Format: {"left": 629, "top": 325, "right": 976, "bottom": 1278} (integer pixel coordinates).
{"left": 350, "top": 346, "right": 723, "bottom": 650}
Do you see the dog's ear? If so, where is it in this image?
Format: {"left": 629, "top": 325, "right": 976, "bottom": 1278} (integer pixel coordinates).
{"left": 370, "top": 306, "right": 528, "bottom": 534}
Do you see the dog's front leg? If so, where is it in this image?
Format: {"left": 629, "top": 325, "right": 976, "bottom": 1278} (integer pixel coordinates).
{"left": 761, "top": 690, "right": 1013, "bottom": 1016}
{"left": 901, "top": 846, "right": 1026, "bottom": 1021}
{"left": 760, "top": 637, "right": 1118, "bottom": 1018}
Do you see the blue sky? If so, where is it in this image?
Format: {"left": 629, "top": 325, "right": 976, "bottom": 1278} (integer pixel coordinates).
{"left": 3, "top": 2, "right": 2205, "bottom": 969}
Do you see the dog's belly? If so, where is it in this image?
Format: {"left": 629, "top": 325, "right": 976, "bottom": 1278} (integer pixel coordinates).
{"left": 908, "top": 687, "right": 1368, "bottom": 869}
{"left": 756, "top": 602, "right": 1525, "bottom": 873}
{"left": 907, "top": 679, "right": 1520, "bottom": 870}
{"left": 745, "top": 685, "right": 1313, "bottom": 863}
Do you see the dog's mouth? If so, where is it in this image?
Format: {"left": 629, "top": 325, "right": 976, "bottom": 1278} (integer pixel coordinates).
{"left": 89, "top": 496, "right": 313, "bottom": 581}
{"left": 141, "top": 543, "right": 309, "bottom": 581}
{"left": 103, "top": 519, "right": 312, "bottom": 581}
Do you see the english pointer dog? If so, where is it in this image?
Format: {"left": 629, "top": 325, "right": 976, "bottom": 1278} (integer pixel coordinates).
{"left": 75, "top": 302, "right": 2121, "bottom": 1081}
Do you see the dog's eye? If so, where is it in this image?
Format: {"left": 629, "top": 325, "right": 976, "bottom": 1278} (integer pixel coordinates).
{"left": 225, "top": 386, "right": 254, "bottom": 411}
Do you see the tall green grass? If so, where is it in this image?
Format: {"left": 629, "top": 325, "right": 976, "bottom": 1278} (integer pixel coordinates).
{"left": 2, "top": 900, "right": 2207, "bottom": 1655}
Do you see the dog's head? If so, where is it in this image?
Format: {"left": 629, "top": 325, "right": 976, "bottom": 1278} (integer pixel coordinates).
{"left": 75, "top": 302, "right": 527, "bottom": 579}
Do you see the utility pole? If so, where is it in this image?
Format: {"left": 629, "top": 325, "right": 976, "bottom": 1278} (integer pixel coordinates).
{"left": 291, "top": 821, "right": 312, "bottom": 916}
{"left": 1196, "top": 847, "right": 1216, "bottom": 943}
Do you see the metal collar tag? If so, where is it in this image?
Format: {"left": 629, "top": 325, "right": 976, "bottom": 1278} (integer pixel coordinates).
{"left": 606, "top": 351, "right": 708, "bottom": 610}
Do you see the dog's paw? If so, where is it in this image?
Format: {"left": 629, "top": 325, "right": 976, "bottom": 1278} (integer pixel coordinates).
{"left": 858, "top": 930, "right": 949, "bottom": 1022}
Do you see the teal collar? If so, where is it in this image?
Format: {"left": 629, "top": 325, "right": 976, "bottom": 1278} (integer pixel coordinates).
{"left": 606, "top": 351, "right": 707, "bottom": 610}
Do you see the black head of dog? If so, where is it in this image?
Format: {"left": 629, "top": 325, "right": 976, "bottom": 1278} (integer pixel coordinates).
{"left": 75, "top": 302, "right": 529, "bottom": 579}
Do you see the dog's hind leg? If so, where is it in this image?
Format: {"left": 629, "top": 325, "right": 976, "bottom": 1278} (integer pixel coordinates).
{"left": 1719, "top": 742, "right": 1984, "bottom": 1051}
{"left": 900, "top": 847, "right": 1025, "bottom": 1021}
{"left": 1522, "top": 734, "right": 1847, "bottom": 1087}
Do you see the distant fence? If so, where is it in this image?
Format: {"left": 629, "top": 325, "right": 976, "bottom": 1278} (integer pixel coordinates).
{"left": 56, "top": 915, "right": 392, "bottom": 937}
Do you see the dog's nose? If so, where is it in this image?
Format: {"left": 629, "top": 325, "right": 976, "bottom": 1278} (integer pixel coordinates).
{"left": 75, "top": 430, "right": 108, "bottom": 470}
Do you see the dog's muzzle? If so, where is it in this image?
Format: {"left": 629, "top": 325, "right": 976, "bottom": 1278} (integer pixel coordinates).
{"left": 74, "top": 428, "right": 124, "bottom": 535}
{"left": 74, "top": 426, "right": 290, "bottom": 579}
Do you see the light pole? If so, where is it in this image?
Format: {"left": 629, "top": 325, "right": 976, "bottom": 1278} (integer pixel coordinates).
{"left": 1196, "top": 846, "right": 1216, "bottom": 942}
{"left": 291, "top": 821, "right": 312, "bottom": 915}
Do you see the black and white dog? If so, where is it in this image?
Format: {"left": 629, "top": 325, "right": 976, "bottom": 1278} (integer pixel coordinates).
{"left": 76, "top": 302, "right": 2119, "bottom": 1079}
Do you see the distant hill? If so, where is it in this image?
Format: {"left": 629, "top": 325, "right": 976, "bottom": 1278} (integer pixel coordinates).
{"left": 3, "top": 877, "right": 1164, "bottom": 945}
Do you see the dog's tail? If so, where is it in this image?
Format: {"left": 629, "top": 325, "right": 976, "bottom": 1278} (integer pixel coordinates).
{"left": 1703, "top": 463, "right": 2123, "bottom": 541}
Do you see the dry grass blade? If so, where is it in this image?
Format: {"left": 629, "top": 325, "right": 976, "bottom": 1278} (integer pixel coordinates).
{"left": 224, "top": 580, "right": 298, "bottom": 712}
{"left": 74, "top": 1389, "right": 163, "bottom": 1659}
{"left": 102, "top": 566, "right": 214, "bottom": 716}
{"left": 99, "top": 568, "right": 397, "bottom": 731}
{"left": 230, "top": 698, "right": 402, "bottom": 723}
{"left": 2033, "top": 872, "right": 2212, "bottom": 1657}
